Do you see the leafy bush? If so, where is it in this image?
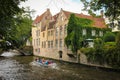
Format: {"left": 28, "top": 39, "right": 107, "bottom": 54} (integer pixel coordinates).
{"left": 103, "top": 32, "right": 115, "bottom": 42}
{"left": 104, "top": 42, "right": 116, "bottom": 48}
{"left": 80, "top": 47, "right": 95, "bottom": 62}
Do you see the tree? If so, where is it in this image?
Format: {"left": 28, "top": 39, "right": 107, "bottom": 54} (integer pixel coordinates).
{"left": 81, "top": 0, "right": 120, "bottom": 26}
{"left": 115, "top": 32, "right": 120, "bottom": 66}
{"left": 0, "top": 0, "right": 26, "bottom": 44}
{"left": 65, "top": 14, "right": 81, "bottom": 62}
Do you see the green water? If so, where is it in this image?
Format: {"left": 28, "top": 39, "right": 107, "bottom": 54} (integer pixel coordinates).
{"left": 0, "top": 56, "right": 120, "bottom": 80}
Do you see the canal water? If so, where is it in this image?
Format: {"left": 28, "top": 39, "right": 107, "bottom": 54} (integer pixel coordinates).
{"left": 0, "top": 56, "right": 120, "bottom": 80}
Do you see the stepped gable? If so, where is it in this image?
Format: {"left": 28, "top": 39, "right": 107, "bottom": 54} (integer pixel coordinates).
{"left": 33, "top": 11, "right": 46, "bottom": 24}
{"left": 63, "top": 10, "right": 106, "bottom": 28}
{"left": 53, "top": 13, "right": 59, "bottom": 22}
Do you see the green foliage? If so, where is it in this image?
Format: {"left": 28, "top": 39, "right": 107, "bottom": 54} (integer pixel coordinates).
{"left": 65, "top": 14, "right": 81, "bottom": 54}
{"left": 10, "top": 15, "right": 33, "bottom": 48}
{"left": 103, "top": 32, "right": 115, "bottom": 42}
{"left": 82, "top": 39, "right": 120, "bottom": 67}
{"left": 65, "top": 13, "right": 110, "bottom": 54}
{"left": 80, "top": 47, "right": 95, "bottom": 62}
{"left": 0, "top": 0, "right": 30, "bottom": 50}
{"left": 94, "top": 38, "right": 104, "bottom": 50}
{"left": 76, "top": 17, "right": 93, "bottom": 26}
{"left": 104, "top": 42, "right": 116, "bottom": 47}
{"left": 0, "top": 0, "right": 26, "bottom": 39}
{"left": 116, "top": 32, "right": 120, "bottom": 48}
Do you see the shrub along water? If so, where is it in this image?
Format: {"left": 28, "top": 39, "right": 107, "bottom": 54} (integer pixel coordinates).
{"left": 80, "top": 32, "right": 120, "bottom": 68}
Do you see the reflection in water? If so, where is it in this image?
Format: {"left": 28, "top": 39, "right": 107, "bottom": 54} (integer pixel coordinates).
{"left": 0, "top": 56, "right": 120, "bottom": 80}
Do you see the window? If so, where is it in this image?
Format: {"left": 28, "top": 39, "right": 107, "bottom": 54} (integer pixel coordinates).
{"left": 38, "top": 30, "right": 40, "bottom": 36}
{"left": 48, "top": 41, "right": 50, "bottom": 48}
{"left": 38, "top": 38, "right": 40, "bottom": 46}
{"left": 64, "top": 26, "right": 67, "bottom": 34}
{"left": 92, "top": 30, "right": 96, "bottom": 36}
{"left": 43, "top": 32, "right": 45, "bottom": 37}
{"left": 36, "top": 30, "right": 40, "bottom": 36}
{"left": 56, "top": 28, "right": 59, "bottom": 36}
{"left": 60, "top": 26, "right": 62, "bottom": 36}
{"left": 44, "top": 41, "right": 46, "bottom": 48}
{"left": 99, "top": 31, "right": 103, "bottom": 36}
{"left": 55, "top": 39, "right": 58, "bottom": 48}
{"left": 42, "top": 42, "right": 43, "bottom": 48}
{"left": 82, "top": 29, "right": 86, "bottom": 35}
{"left": 48, "top": 31, "right": 50, "bottom": 36}
{"left": 51, "top": 30, "right": 53, "bottom": 36}
{"left": 51, "top": 41, "right": 53, "bottom": 48}
{"left": 38, "top": 48, "right": 40, "bottom": 53}
{"left": 36, "top": 30, "right": 38, "bottom": 36}
{"left": 36, "top": 39, "right": 38, "bottom": 46}
{"left": 59, "top": 39, "right": 62, "bottom": 48}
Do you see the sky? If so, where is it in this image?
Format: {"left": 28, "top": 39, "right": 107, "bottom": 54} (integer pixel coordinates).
{"left": 20, "top": 0, "right": 88, "bottom": 19}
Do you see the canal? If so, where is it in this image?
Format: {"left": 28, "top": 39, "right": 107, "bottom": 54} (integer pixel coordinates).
{"left": 0, "top": 56, "right": 120, "bottom": 80}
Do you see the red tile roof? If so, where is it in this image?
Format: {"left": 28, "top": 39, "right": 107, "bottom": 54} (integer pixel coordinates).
{"left": 33, "top": 9, "right": 107, "bottom": 29}
{"left": 63, "top": 10, "right": 107, "bottom": 28}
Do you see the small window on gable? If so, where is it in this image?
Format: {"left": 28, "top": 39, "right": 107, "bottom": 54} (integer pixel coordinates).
{"left": 43, "top": 32, "right": 45, "bottom": 37}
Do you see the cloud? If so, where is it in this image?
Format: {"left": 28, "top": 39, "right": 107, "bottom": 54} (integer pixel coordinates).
{"left": 20, "top": 0, "right": 88, "bottom": 19}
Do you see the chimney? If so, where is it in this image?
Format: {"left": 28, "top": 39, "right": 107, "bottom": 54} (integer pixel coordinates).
{"left": 47, "top": 8, "right": 50, "bottom": 12}
{"left": 101, "top": 10, "right": 104, "bottom": 17}
{"left": 61, "top": 8, "right": 63, "bottom": 11}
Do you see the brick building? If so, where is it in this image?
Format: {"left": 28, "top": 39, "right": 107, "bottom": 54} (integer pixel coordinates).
{"left": 32, "top": 8, "right": 107, "bottom": 63}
